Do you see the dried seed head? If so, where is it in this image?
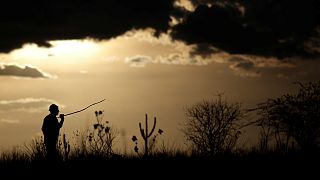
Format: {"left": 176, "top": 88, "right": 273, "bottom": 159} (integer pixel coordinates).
{"left": 132, "top": 136, "right": 137, "bottom": 142}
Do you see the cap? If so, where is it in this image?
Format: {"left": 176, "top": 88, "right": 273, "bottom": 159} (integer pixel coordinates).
{"left": 49, "top": 104, "right": 59, "bottom": 112}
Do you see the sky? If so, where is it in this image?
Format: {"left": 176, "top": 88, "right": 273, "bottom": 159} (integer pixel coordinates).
{"left": 0, "top": 0, "right": 319, "bottom": 153}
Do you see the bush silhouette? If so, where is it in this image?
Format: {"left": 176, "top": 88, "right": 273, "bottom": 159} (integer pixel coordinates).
{"left": 255, "top": 81, "right": 320, "bottom": 154}
{"left": 182, "top": 94, "right": 244, "bottom": 156}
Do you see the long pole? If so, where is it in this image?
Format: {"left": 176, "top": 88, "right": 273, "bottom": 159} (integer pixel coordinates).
{"left": 63, "top": 99, "right": 106, "bottom": 117}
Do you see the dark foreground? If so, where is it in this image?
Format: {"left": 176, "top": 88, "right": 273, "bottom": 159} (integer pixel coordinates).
{"left": 1, "top": 154, "right": 319, "bottom": 179}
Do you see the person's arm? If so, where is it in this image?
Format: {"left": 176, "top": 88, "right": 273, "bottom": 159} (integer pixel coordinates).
{"left": 59, "top": 114, "right": 65, "bottom": 128}
{"left": 42, "top": 116, "right": 48, "bottom": 133}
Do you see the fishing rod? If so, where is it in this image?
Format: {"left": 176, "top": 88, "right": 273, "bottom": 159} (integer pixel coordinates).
{"left": 59, "top": 99, "right": 106, "bottom": 117}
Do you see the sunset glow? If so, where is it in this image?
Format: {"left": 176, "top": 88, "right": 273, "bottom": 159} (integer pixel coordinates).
{"left": 9, "top": 40, "right": 102, "bottom": 65}
{"left": 0, "top": 1, "right": 319, "bottom": 170}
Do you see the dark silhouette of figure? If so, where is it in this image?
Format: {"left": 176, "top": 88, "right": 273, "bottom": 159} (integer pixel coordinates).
{"left": 42, "top": 104, "right": 64, "bottom": 160}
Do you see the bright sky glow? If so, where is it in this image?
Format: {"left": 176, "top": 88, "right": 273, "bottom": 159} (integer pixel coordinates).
{"left": 0, "top": 29, "right": 319, "bottom": 153}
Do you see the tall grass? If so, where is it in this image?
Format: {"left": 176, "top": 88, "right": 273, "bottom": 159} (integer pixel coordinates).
{"left": 1, "top": 133, "right": 318, "bottom": 165}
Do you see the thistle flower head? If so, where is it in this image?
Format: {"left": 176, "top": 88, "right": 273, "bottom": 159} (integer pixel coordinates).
{"left": 132, "top": 135, "right": 137, "bottom": 142}
{"left": 105, "top": 127, "right": 110, "bottom": 133}
{"left": 134, "top": 146, "right": 139, "bottom": 153}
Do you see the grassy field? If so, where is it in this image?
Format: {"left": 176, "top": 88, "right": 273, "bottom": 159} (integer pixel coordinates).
{"left": 0, "top": 141, "right": 318, "bottom": 179}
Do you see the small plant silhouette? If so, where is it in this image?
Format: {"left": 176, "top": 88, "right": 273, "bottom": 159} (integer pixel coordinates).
{"left": 86, "top": 110, "right": 117, "bottom": 157}
{"left": 57, "top": 133, "right": 70, "bottom": 161}
{"left": 132, "top": 113, "right": 163, "bottom": 157}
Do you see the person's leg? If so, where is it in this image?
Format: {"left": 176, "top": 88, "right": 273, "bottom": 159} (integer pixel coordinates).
{"left": 45, "top": 142, "right": 58, "bottom": 160}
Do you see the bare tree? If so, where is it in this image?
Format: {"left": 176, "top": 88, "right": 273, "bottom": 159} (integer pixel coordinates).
{"left": 182, "top": 95, "right": 244, "bottom": 156}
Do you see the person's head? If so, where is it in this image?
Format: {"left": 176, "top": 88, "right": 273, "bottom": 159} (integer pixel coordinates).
{"left": 49, "top": 104, "right": 59, "bottom": 115}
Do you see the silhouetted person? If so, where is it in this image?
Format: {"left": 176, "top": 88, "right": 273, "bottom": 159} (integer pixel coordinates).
{"left": 42, "top": 104, "right": 64, "bottom": 160}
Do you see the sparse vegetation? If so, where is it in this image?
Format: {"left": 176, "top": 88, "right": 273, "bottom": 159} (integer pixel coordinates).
{"left": 85, "top": 110, "right": 118, "bottom": 157}
{"left": 1, "top": 82, "right": 320, "bottom": 174}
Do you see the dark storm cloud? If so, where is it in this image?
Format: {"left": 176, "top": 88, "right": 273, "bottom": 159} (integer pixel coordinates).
{"left": 0, "top": 64, "right": 51, "bottom": 78}
{"left": 0, "top": 0, "right": 174, "bottom": 53}
{"left": 2, "top": 0, "right": 319, "bottom": 59}
{"left": 171, "top": 0, "right": 320, "bottom": 58}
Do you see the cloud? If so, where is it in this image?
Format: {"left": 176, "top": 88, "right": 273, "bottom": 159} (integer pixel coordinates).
{"left": 123, "top": 29, "right": 174, "bottom": 46}
{"left": 0, "top": 119, "right": 20, "bottom": 124}
{"left": 229, "top": 60, "right": 261, "bottom": 78}
{"left": 124, "top": 52, "right": 210, "bottom": 68}
{"left": 175, "top": 0, "right": 196, "bottom": 12}
{"left": 125, "top": 55, "right": 153, "bottom": 67}
{"left": 1, "top": 0, "right": 319, "bottom": 60}
{"left": 223, "top": 55, "right": 295, "bottom": 77}
{"left": 125, "top": 53, "right": 210, "bottom": 67}
{"left": 231, "top": 60, "right": 255, "bottom": 71}
{"left": 122, "top": 29, "right": 297, "bottom": 77}
{"left": 0, "top": 98, "right": 62, "bottom": 113}
{"left": 122, "top": 29, "right": 212, "bottom": 66}
{"left": 171, "top": 1, "right": 320, "bottom": 58}
{"left": 0, "top": 63, "right": 54, "bottom": 78}
{"left": 0, "top": 0, "right": 175, "bottom": 53}
{"left": 156, "top": 52, "right": 209, "bottom": 66}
